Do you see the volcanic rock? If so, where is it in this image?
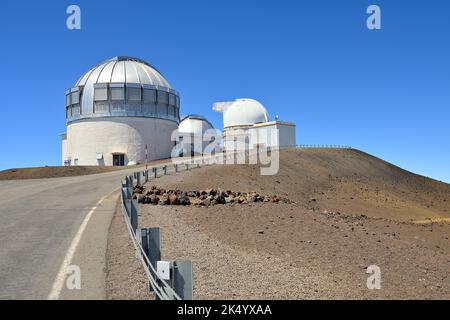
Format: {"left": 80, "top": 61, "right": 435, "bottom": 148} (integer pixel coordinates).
{"left": 168, "top": 194, "right": 179, "bottom": 205}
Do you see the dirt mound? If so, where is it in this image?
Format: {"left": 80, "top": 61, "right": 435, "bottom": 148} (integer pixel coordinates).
{"left": 0, "top": 166, "right": 126, "bottom": 180}
{"left": 0, "top": 158, "right": 173, "bottom": 181}
{"left": 162, "top": 148, "right": 450, "bottom": 222}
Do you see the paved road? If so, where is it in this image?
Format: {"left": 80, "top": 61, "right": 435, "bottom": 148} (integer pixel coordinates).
{"left": 0, "top": 167, "right": 145, "bottom": 299}
{"left": 0, "top": 154, "right": 224, "bottom": 299}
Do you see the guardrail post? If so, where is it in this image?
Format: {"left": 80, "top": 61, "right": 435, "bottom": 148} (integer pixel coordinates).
{"left": 136, "top": 172, "right": 141, "bottom": 186}
{"left": 130, "top": 199, "right": 138, "bottom": 235}
{"left": 144, "top": 170, "right": 149, "bottom": 182}
{"left": 140, "top": 228, "right": 161, "bottom": 293}
{"left": 125, "top": 198, "right": 132, "bottom": 218}
{"left": 172, "top": 260, "right": 193, "bottom": 300}
{"left": 152, "top": 167, "right": 157, "bottom": 179}
{"left": 121, "top": 188, "right": 126, "bottom": 203}
{"left": 123, "top": 185, "right": 133, "bottom": 216}
{"left": 185, "top": 163, "right": 189, "bottom": 171}
{"left": 163, "top": 165, "right": 167, "bottom": 175}
{"left": 174, "top": 164, "right": 178, "bottom": 173}
{"left": 137, "top": 228, "right": 161, "bottom": 293}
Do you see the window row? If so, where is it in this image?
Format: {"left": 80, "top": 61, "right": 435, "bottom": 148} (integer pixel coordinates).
{"left": 66, "top": 85, "right": 179, "bottom": 108}
{"left": 92, "top": 84, "right": 179, "bottom": 106}
{"left": 66, "top": 103, "right": 179, "bottom": 119}
{"left": 94, "top": 103, "right": 179, "bottom": 117}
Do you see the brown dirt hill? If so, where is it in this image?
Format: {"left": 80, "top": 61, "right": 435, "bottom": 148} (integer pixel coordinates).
{"left": 0, "top": 159, "right": 172, "bottom": 180}
{"left": 0, "top": 166, "right": 127, "bottom": 180}
{"left": 117, "top": 148, "right": 450, "bottom": 299}
{"left": 163, "top": 148, "right": 450, "bottom": 222}
{"left": 108, "top": 148, "right": 449, "bottom": 299}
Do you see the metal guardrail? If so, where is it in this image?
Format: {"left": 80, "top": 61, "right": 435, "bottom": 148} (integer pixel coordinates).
{"left": 120, "top": 177, "right": 184, "bottom": 300}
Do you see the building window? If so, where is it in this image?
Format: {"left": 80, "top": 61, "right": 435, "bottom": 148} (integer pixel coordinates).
{"left": 65, "top": 94, "right": 71, "bottom": 107}
{"left": 143, "top": 88, "right": 157, "bottom": 103}
{"left": 94, "top": 84, "right": 108, "bottom": 101}
{"left": 145, "top": 104, "right": 156, "bottom": 114}
{"left": 72, "top": 104, "right": 81, "bottom": 116}
{"left": 71, "top": 90, "right": 80, "bottom": 104}
{"left": 111, "top": 102, "right": 125, "bottom": 112}
{"left": 157, "top": 90, "right": 169, "bottom": 104}
{"left": 169, "top": 93, "right": 176, "bottom": 106}
{"left": 168, "top": 105, "right": 175, "bottom": 116}
{"left": 110, "top": 84, "right": 125, "bottom": 101}
{"left": 127, "top": 85, "right": 141, "bottom": 101}
{"left": 94, "top": 102, "right": 109, "bottom": 113}
{"left": 157, "top": 104, "right": 167, "bottom": 115}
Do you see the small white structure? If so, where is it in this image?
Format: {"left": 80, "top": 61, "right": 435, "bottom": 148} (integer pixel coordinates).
{"left": 177, "top": 115, "right": 215, "bottom": 156}
{"left": 213, "top": 98, "right": 296, "bottom": 151}
{"left": 62, "top": 56, "right": 180, "bottom": 166}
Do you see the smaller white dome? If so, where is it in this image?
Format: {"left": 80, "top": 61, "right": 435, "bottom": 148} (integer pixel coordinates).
{"left": 179, "top": 115, "right": 214, "bottom": 136}
{"left": 223, "top": 99, "right": 269, "bottom": 128}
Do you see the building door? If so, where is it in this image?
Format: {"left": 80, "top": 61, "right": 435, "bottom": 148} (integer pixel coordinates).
{"left": 113, "top": 154, "right": 125, "bottom": 166}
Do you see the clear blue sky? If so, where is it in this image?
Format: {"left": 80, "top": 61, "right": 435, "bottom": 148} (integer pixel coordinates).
{"left": 1, "top": 0, "right": 449, "bottom": 182}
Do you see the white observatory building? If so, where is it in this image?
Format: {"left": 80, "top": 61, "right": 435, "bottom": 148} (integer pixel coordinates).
{"left": 213, "top": 98, "right": 296, "bottom": 151}
{"left": 177, "top": 115, "right": 215, "bottom": 156}
{"left": 61, "top": 56, "right": 180, "bottom": 166}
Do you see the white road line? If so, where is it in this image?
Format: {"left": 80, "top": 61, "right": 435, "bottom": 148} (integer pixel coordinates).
{"left": 47, "top": 189, "right": 118, "bottom": 300}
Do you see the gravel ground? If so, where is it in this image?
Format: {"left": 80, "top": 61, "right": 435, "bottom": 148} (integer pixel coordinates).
{"left": 136, "top": 202, "right": 449, "bottom": 299}
{"left": 105, "top": 201, "right": 151, "bottom": 300}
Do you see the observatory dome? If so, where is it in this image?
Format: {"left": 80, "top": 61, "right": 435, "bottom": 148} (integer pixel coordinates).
{"left": 179, "top": 115, "right": 214, "bottom": 136}
{"left": 62, "top": 56, "right": 180, "bottom": 166}
{"left": 223, "top": 98, "right": 269, "bottom": 128}
{"left": 75, "top": 56, "right": 172, "bottom": 89}
{"left": 65, "top": 56, "right": 179, "bottom": 124}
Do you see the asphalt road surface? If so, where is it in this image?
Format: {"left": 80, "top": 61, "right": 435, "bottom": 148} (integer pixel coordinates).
{"left": 0, "top": 166, "right": 145, "bottom": 299}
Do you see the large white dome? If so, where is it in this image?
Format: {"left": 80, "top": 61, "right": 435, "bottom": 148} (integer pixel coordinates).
{"left": 74, "top": 56, "right": 172, "bottom": 111}
{"left": 76, "top": 56, "right": 171, "bottom": 88}
{"left": 65, "top": 56, "right": 180, "bottom": 124}
{"left": 223, "top": 98, "right": 269, "bottom": 128}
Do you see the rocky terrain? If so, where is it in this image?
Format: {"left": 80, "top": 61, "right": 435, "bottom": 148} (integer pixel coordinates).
{"left": 132, "top": 184, "right": 291, "bottom": 206}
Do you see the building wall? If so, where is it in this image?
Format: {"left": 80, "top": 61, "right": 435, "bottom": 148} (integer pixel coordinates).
{"left": 223, "top": 122, "right": 296, "bottom": 151}
{"left": 276, "top": 123, "right": 296, "bottom": 147}
{"left": 64, "top": 117, "right": 178, "bottom": 166}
